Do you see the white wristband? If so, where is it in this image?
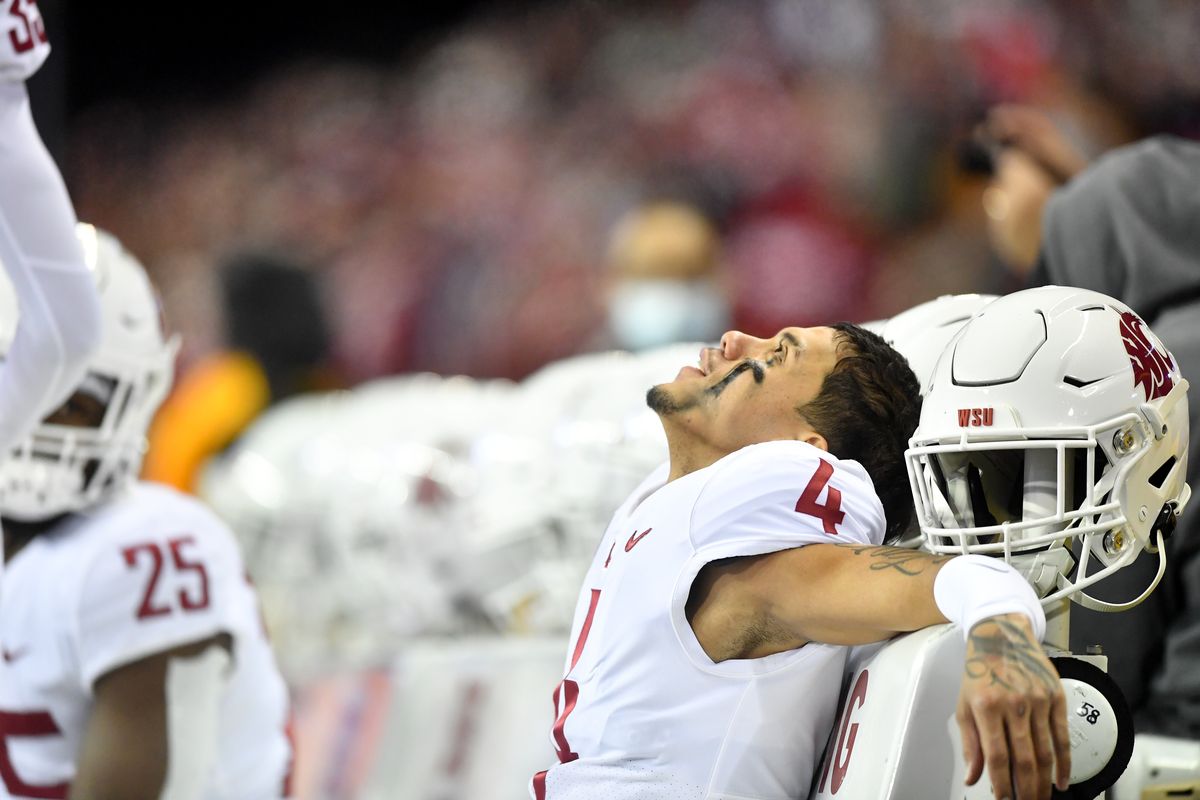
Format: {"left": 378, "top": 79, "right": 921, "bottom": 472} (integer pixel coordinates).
{"left": 934, "top": 555, "right": 1046, "bottom": 642}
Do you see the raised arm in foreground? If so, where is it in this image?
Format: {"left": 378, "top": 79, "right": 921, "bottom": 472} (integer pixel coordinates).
{"left": 0, "top": 74, "right": 101, "bottom": 452}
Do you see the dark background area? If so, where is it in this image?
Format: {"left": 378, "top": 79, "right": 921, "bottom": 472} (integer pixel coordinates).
{"left": 31, "top": 0, "right": 543, "bottom": 154}
{"left": 69, "top": 2, "right": 523, "bottom": 102}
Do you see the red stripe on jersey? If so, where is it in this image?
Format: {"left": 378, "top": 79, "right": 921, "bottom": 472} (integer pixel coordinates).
{"left": 570, "top": 590, "right": 601, "bottom": 670}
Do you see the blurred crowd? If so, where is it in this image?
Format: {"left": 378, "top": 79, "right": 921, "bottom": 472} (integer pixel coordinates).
{"left": 65, "top": 0, "right": 1199, "bottom": 387}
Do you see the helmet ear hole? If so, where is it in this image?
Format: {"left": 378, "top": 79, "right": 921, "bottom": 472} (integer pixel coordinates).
{"left": 1148, "top": 456, "right": 1177, "bottom": 490}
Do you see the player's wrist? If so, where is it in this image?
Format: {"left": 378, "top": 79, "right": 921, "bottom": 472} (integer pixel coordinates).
{"left": 967, "top": 611, "right": 1036, "bottom": 636}
{"left": 934, "top": 555, "right": 1046, "bottom": 643}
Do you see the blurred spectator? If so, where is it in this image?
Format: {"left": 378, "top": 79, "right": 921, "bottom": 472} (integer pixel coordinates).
{"left": 599, "top": 200, "right": 730, "bottom": 351}
{"left": 971, "top": 104, "right": 1093, "bottom": 277}
{"left": 1035, "top": 135, "right": 1200, "bottom": 738}
{"left": 143, "top": 251, "right": 343, "bottom": 492}
{"left": 728, "top": 183, "right": 878, "bottom": 332}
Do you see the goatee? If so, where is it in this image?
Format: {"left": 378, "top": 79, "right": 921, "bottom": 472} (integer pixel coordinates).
{"left": 646, "top": 385, "right": 695, "bottom": 415}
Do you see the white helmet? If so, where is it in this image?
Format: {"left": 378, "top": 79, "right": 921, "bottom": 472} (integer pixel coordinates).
{"left": 201, "top": 376, "right": 523, "bottom": 676}
{"left": 906, "top": 285, "right": 1190, "bottom": 610}
{"left": 0, "top": 224, "right": 178, "bottom": 520}
{"left": 198, "top": 391, "right": 346, "bottom": 568}
{"left": 200, "top": 391, "right": 357, "bottom": 680}
{"left": 878, "top": 293, "right": 999, "bottom": 392}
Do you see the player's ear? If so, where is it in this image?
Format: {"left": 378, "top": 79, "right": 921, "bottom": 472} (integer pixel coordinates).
{"left": 794, "top": 413, "right": 828, "bottom": 452}
{"left": 801, "top": 432, "right": 828, "bottom": 452}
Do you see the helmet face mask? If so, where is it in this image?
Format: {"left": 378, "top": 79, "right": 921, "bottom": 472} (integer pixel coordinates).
{"left": 0, "top": 225, "right": 178, "bottom": 521}
{"left": 906, "top": 286, "right": 1190, "bottom": 608}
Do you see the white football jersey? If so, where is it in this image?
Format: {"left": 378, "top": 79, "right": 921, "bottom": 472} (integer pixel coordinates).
{"left": 532, "top": 440, "right": 887, "bottom": 800}
{"left": 0, "top": 0, "right": 49, "bottom": 83}
{"left": 0, "top": 482, "right": 293, "bottom": 799}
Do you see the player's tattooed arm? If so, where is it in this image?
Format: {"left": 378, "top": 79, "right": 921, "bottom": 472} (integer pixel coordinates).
{"left": 743, "top": 543, "right": 955, "bottom": 648}
{"left": 837, "top": 544, "right": 954, "bottom": 576}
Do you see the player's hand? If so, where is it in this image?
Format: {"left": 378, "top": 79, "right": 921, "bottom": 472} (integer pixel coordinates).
{"left": 956, "top": 613, "right": 1070, "bottom": 800}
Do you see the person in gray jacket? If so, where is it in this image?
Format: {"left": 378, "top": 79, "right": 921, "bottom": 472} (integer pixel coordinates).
{"left": 980, "top": 115, "right": 1200, "bottom": 737}
{"left": 1033, "top": 135, "right": 1200, "bottom": 737}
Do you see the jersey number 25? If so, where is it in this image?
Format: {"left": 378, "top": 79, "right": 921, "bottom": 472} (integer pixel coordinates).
{"left": 122, "top": 536, "right": 211, "bottom": 620}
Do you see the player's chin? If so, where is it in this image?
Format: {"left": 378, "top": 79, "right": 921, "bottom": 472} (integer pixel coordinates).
{"left": 646, "top": 383, "right": 686, "bottom": 415}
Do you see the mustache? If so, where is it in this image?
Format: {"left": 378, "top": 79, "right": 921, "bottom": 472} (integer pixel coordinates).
{"left": 705, "top": 360, "right": 765, "bottom": 398}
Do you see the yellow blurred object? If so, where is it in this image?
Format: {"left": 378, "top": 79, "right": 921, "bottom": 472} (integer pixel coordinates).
{"left": 142, "top": 351, "right": 271, "bottom": 493}
{"left": 1140, "top": 781, "right": 1199, "bottom": 799}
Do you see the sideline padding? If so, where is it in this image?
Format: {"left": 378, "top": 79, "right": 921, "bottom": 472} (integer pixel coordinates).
{"left": 291, "top": 636, "right": 568, "bottom": 800}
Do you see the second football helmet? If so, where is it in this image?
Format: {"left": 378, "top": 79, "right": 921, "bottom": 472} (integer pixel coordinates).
{"left": 878, "top": 293, "right": 999, "bottom": 392}
{"left": 906, "top": 286, "right": 1190, "bottom": 609}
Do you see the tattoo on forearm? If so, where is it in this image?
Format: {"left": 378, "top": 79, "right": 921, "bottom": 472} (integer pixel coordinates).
{"left": 840, "top": 545, "right": 952, "bottom": 576}
{"left": 964, "top": 618, "right": 1057, "bottom": 692}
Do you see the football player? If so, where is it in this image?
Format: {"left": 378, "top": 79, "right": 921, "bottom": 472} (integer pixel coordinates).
{"left": 0, "top": 0, "right": 101, "bottom": 457}
{"left": 0, "top": 226, "right": 293, "bottom": 799}
{"left": 532, "top": 323, "right": 1070, "bottom": 800}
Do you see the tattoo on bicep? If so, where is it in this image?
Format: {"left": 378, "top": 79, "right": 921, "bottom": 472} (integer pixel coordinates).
{"left": 839, "top": 544, "right": 953, "bottom": 576}
{"left": 964, "top": 618, "right": 1057, "bottom": 692}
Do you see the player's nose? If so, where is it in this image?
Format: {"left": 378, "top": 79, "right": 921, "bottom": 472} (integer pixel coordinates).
{"left": 720, "top": 330, "right": 767, "bottom": 361}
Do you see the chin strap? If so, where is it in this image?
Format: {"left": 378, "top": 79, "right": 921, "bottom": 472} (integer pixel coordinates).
{"left": 1050, "top": 483, "right": 1191, "bottom": 614}
{"left": 1064, "top": 528, "right": 1168, "bottom": 613}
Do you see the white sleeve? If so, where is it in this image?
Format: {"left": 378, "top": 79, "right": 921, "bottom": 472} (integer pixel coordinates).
{"left": 689, "top": 442, "right": 887, "bottom": 560}
{"left": 0, "top": 0, "right": 50, "bottom": 83}
{"left": 75, "top": 519, "right": 243, "bottom": 690}
{"left": 0, "top": 81, "right": 101, "bottom": 452}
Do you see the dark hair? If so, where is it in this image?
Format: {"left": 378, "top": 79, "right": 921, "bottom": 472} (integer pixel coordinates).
{"left": 220, "top": 252, "right": 331, "bottom": 399}
{"left": 797, "top": 322, "right": 922, "bottom": 542}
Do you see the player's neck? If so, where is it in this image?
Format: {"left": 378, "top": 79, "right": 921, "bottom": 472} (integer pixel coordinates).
{"left": 2, "top": 516, "right": 65, "bottom": 562}
{"left": 661, "top": 417, "right": 736, "bottom": 482}
{"left": 665, "top": 439, "right": 729, "bottom": 482}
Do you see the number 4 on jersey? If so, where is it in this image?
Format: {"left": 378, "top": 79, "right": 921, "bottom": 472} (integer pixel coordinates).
{"left": 795, "top": 460, "right": 844, "bottom": 535}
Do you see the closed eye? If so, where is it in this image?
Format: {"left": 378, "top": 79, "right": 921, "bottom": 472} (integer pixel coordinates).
{"left": 779, "top": 331, "right": 800, "bottom": 365}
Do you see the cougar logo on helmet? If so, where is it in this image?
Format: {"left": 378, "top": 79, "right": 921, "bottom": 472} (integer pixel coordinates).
{"left": 1120, "top": 311, "right": 1174, "bottom": 401}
